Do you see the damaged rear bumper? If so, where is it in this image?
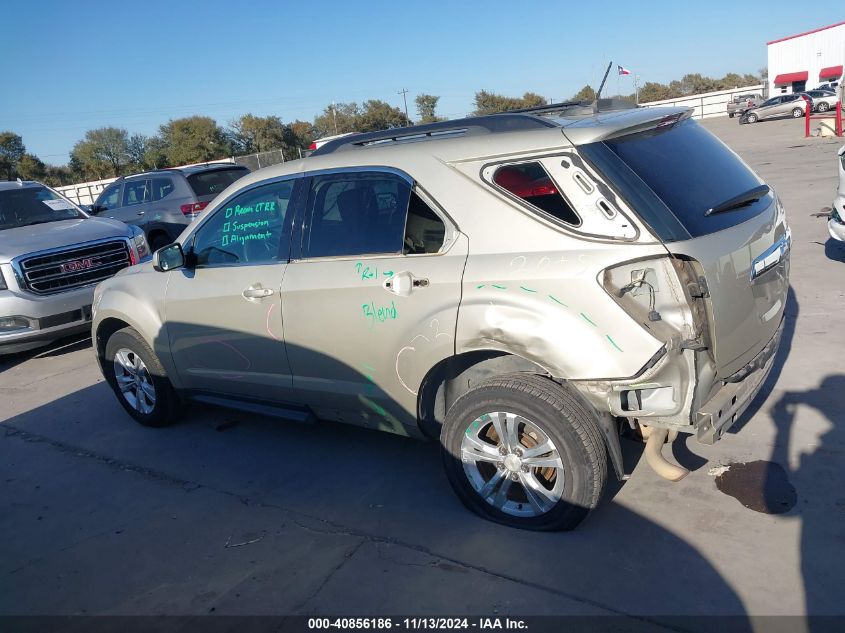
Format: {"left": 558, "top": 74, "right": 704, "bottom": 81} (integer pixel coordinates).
{"left": 695, "top": 316, "right": 784, "bottom": 444}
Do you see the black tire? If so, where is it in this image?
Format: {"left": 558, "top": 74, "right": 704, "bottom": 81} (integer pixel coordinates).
{"left": 728, "top": 112, "right": 735, "bottom": 118}
{"left": 746, "top": 113, "right": 758, "bottom": 123}
{"left": 440, "top": 373, "right": 607, "bottom": 531}
{"left": 149, "top": 233, "right": 172, "bottom": 253}
{"left": 818, "top": 102, "right": 830, "bottom": 112}
{"left": 791, "top": 107, "right": 804, "bottom": 118}
{"left": 104, "top": 327, "right": 181, "bottom": 427}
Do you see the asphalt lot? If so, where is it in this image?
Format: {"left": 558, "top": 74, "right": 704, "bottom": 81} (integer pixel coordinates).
{"left": 1, "top": 115, "right": 844, "bottom": 623}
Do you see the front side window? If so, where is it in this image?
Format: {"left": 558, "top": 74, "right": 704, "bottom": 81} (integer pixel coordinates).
{"left": 303, "top": 172, "right": 411, "bottom": 258}
{"left": 192, "top": 179, "right": 294, "bottom": 267}
{"left": 123, "top": 179, "right": 150, "bottom": 206}
{"left": 97, "top": 183, "right": 120, "bottom": 210}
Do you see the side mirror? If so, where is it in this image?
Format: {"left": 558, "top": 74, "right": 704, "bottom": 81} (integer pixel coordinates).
{"left": 152, "top": 243, "right": 185, "bottom": 272}
{"left": 89, "top": 204, "right": 104, "bottom": 214}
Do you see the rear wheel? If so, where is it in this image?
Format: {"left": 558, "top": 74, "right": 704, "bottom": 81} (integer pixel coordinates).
{"left": 104, "top": 327, "right": 181, "bottom": 427}
{"left": 440, "top": 374, "right": 606, "bottom": 531}
{"left": 728, "top": 112, "right": 735, "bottom": 118}
{"left": 791, "top": 107, "right": 804, "bottom": 118}
{"left": 818, "top": 101, "right": 830, "bottom": 112}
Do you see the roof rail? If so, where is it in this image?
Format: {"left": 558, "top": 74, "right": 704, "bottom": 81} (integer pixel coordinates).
{"left": 310, "top": 114, "right": 559, "bottom": 156}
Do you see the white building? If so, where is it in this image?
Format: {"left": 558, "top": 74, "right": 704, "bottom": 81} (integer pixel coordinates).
{"left": 767, "top": 21, "right": 845, "bottom": 95}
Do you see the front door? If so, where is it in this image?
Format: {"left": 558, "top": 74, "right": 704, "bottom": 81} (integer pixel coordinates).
{"left": 281, "top": 169, "right": 468, "bottom": 435}
{"left": 165, "top": 177, "right": 301, "bottom": 403}
{"left": 113, "top": 178, "right": 150, "bottom": 227}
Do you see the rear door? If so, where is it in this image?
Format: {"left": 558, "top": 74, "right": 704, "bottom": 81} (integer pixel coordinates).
{"left": 280, "top": 168, "right": 467, "bottom": 435}
{"left": 578, "top": 117, "right": 789, "bottom": 378}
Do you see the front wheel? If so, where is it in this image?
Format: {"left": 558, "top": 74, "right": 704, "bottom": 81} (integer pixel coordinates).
{"left": 746, "top": 112, "right": 758, "bottom": 123}
{"left": 104, "top": 327, "right": 181, "bottom": 427}
{"left": 440, "top": 374, "right": 607, "bottom": 531}
{"left": 792, "top": 107, "right": 804, "bottom": 118}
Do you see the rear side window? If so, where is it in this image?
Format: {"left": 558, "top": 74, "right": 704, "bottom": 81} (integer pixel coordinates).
{"left": 580, "top": 118, "right": 772, "bottom": 241}
{"left": 187, "top": 167, "right": 249, "bottom": 197}
{"left": 152, "top": 177, "right": 175, "bottom": 201}
{"left": 492, "top": 162, "right": 580, "bottom": 225}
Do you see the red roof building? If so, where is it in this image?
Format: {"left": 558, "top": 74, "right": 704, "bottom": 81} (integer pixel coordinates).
{"left": 767, "top": 21, "right": 845, "bottom": 94}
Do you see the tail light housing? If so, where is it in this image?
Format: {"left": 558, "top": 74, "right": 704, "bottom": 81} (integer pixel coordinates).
{"left": 180, "top": 201, "right": 209, "bottom": 216}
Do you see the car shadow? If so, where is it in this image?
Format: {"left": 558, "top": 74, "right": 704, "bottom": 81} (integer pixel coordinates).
{"left": 0, "top": 323, "right": 754, "bottom": 623}
{"left": 823, "top": 237, "right": 845, "bottom": 262}
{"left": 0, "top": 332, "right": 92, "bottom": 375}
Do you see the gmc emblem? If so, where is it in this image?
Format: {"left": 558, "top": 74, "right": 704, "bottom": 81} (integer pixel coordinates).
{"left": 62, "top": 258, "right": 97, "bottom": 273}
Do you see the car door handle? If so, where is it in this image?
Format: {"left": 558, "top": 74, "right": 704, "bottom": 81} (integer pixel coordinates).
{"left": 242, "top": 285, "right": 274, "bottom": 300}
{"left": 383, "top": 271, "right": 428, "bottom": 296}
{"left": 137, "top": 211, "right": 145, "bottom": 216}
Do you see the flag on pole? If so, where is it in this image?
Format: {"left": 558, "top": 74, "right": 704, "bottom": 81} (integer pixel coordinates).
{"left": 618, "top": 65, "right": 631, "bottom": 76}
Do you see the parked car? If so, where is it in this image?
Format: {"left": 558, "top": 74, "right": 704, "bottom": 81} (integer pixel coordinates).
{"left": 92, "top": 106, "right": 789, "bottom": 531}
{"left": 91, "top": 164, "right": 250, "bottom": 252}
{"left": 0, "top": 180, "right": 149, "bottom": 354}
{"left": 829, "top": 145, "right": 845, "bottom": 242}
{"left": 727, "top": 93, "right": 762, "bottom": 118}
{"left": 816, "top": 81, "right": 840, "bottom": 92}
{"left": 805, "top": 89, "right": 839, "bottom": 112}
{"left": 740, "top": 93, "right": 809, "bottom": 123}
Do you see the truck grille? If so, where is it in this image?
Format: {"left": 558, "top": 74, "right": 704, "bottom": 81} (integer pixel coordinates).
{"left": 18, "top": 240, "right": 131, "bottom": 295}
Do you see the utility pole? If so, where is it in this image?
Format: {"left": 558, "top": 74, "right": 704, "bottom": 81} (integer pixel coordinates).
{"left": 635, "top": 75, "right": 641, "bottom": 105}
{"left": 331, "top": 101, "right": 338, "bottom": 135}
{"left": 398, "top": 88, "right": 410, "bottom": 125}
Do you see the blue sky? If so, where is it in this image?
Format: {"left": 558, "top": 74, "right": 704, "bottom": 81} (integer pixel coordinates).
{"left": 1, "top": 0, "right": 841, "bottom": 164}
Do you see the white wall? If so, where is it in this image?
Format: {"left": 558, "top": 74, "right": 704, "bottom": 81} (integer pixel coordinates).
{"left": 767, "top": 22, "right": 845, "bottom": 94}
{"left": 55, "top": 176, "right": 116, "bottom": 206}
{"left": 639, "top": 85, "right": 765, "bottom": 119}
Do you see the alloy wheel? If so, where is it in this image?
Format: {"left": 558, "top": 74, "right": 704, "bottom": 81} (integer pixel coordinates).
{"left": 113, "top": 348, "right": 156, "bottom": 414}
{"left": 461, "top": 411, "right": 565, "bottom": 517}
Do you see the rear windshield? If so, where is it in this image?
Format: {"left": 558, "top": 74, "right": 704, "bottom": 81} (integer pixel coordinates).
{"left": 187, "top": 167, "right": 249, "bottom": 197}
{"left": 0, "top": 186, "right": 84, "bottom": 231}
{"left": 580, "top": 118, "right": 771, "bottom": 241}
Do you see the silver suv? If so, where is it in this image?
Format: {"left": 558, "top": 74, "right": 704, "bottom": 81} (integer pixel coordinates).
{"left": 1, "top": 180, "right": 149, "bottom": 354}
{"left": 92, "top": 104, "right": 790, "bottom": 530}
{"left": 91, "top": 164, "right": 250, "bottom": 252}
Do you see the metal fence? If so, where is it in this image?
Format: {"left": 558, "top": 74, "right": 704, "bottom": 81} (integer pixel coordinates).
{"left": 233, "top": 149, "right": 286, "bottom": 172}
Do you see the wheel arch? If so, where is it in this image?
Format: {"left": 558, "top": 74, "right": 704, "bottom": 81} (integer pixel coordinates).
{"left": 416, "top": 350, "right": 626, "bottom": 480}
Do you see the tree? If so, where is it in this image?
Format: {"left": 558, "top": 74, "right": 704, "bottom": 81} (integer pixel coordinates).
{"left": 415, "top": 94, "right": 444, "bottom": 124}
{"left": 230, "top": 114, "right": 287, "bottom": 154}
{"left": 142, "top": 136, "right": 168, "bottom": 170}
{"left": 0, "top": 131, "right": 25, "bottom": 180}
{"left": 158, "top": 116, "right": 230, "bottom": 166}
{"left": 16, "top": 153, "right": 46, "bottom": 181}
{"left": 127, "top": 134, "right": 149, "bottom": 168}
{"left": 42, "top": 165, "right": 74, "bottom": 188}
{"left": 571, "top": 85, "right": 596, "bottom": 101}
{"left": 358, "top": 100, "right": 409, "bottom": 132}
{"left": 472, "top": 90, "right": 548, "bottom": 115}
{"left": 286, "top": 120, "right": 315, "bottom": 157}
{"left": 313, "top": 102, "right": 362, "bottom": 137}
{"left": 70, "top": 127, "right": 132, "bottom": 179}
